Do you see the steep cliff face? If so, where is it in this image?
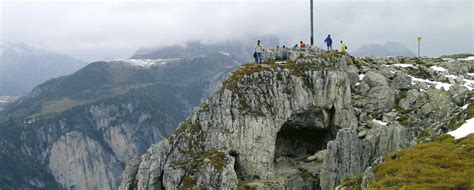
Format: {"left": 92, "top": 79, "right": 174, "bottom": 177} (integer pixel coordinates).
{"left": 48, "top": 131, "right": 124, "bottom": 190}
{"left": 0, "top": 83, "right": 195, "bottom": 189}
{"left": 121, "top": 49, "right": 472, "bottom": 189}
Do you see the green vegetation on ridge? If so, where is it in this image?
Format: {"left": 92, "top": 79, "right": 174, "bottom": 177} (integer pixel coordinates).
{"left": 369, "top": 134, "right": 474, "bottom": 189}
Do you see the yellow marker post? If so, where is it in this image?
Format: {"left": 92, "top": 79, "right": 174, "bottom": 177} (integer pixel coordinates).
{"left": 417, "top": 36, "right": 423, "bottom": 57}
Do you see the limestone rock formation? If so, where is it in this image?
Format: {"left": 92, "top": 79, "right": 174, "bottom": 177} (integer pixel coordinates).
{"left": 121, "top": 49, "right": 473, "bottom": 190}
{"left": 363, "top": 71, "right": 388, "bottom": 88}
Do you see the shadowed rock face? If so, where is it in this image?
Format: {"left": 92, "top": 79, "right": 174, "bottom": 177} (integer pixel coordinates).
{"left": 274, "top": 127, "right": 331, "bottom": 159}
{"left": 274, "top": 108, "right": 333, "bottom": 160}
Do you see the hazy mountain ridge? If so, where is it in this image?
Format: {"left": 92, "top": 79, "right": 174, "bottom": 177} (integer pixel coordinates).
{"left": 2, "top": 52, "right": 236, "bottom": 120}
{"left": 0, "top": 43, "right": 87, "bottom": 96}
{"left": 352, "top": 42, "right": 415, "bottom": 57}
{"left": 131, "top": 36, "right": 281, "bottom": 63}
{"left": 0, "top": 96, "right": 19, "bottom": 111}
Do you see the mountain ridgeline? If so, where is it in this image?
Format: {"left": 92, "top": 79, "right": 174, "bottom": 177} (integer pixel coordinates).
{"left": 351, "top": 42, "right": 415, "bottom": 57}
{"left": 0, "top": 43, "right": 86, "bottom": 96}
{"left": 131, "top": 37, "right": 281, "bottom": 63}
{"left": 0, "top": 50, "right": 240, "bottom": 189}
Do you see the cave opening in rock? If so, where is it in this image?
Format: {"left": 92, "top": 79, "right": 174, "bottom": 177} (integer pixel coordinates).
{"left": 274, "top": 127, "right": 331, "bottom": 159}
{"left": 274, "top": 108, "right": 335, "bottom": 162}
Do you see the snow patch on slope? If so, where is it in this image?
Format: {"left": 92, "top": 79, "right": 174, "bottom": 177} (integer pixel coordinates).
{"left": 458, "top": 56, "right": 474, "bottom": 61}
{"left": 105, "top": 58, "right": 180, "bottom": 68}
{"left": 391, "top": 63, "right": 414, "bottom": 68}
{"left": 430, "top": 66, "right": 447, "bottom": 73}
{"left": 372, "top": 119, "right": 388, "bottom": 126}
{"left": 448, "top": 118, "right": 474, "bottom": 139}
{"left": 442, "top": 58, "right": 455, "bottom": 62}
{"left": 410, "top": 76, "right": 452, "bottom": 91}
{"left": 219, "top": 51, "right": 231, "bottom": 56}
{"left": 462, "top": 104, "right": 469, "bottom": 110}
{"left": 409, "top": 63, "right": 474, "bottom": 91}
{"left": 463, "top": 78, "right": 474, "bottom": 90}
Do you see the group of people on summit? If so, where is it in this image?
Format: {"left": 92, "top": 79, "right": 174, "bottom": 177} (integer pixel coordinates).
{"left": 324, "top": 34, "right": 347, "bottom": 53}
{"left": 254, "top": 34, "right": 348, "bottom": 63}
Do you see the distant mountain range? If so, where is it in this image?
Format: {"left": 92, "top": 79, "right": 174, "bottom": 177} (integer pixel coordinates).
{"left": 132, "top": 36, "right": 281, "bottom": 62}
{"left": 0, "top": 43, "right": 87, "bottom": 96}
{"left": 0, "top": 46, "right": 240, "bottom": 189}
{"left": 351, "top": 42, "right": 415, "bottom": 57}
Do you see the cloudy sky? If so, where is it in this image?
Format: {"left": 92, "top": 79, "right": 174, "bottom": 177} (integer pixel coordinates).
{"left": 1, "top": 0, "right": 473, "bottom": 61}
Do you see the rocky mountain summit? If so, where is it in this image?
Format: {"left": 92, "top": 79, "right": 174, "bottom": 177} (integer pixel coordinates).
{"left": 120, "top": 48, "right": 473, "bottom": 189}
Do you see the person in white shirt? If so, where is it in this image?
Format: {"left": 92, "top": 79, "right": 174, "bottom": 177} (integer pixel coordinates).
{"left": 254, "top": 40, "right": 264, "bottom": 63}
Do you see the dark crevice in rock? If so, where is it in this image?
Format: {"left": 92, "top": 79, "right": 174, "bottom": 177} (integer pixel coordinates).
{"left": 328, "top": 106, "right": 338, "bottom": 138}
{"left": 229, "top": 150, "right": 245, "bottom": 180}
{"left": 159, "top": 170, "right": 165, "bottom": 190}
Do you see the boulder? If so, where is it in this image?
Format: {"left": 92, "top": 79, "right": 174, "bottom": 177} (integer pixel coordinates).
{"left": 364, "top": 86, "right": 395, "bottom": 118}
{"left": 306, "top": 150, "right": 329, "bottom": 162}
{"left": 363, "top": 71, "right": 388, "bottom": 88}
{"left": 382, "top": 112, "right": 398, "bottom": 123}
{"left": 448, "top": 84, "right": 469, "bottom": 106}
{"left": 390, "top": 72, "right": 412, "bottom": 90}
{"left": 377, "top": 66, "right": 396, "bottom": 79}
{"left": 399, "top": 89, "right": 419, "bottom": 110}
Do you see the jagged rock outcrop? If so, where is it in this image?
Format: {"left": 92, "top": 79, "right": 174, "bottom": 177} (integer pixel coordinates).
{"left": 320, "top": 125, "right": 415, "bottom": 190}
{"left": 121, "top": 49, "right": 359, "bottom": 189}
{"left": 121, "top": 50, "right": 473, "bottom": 189}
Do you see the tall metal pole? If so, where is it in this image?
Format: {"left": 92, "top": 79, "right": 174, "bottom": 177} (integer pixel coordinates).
{"left": 417, "top": 36, "right": 422, "bottom": 57}
{"left": 418, "top": 40, "right": 420, "bottom": 57}
{"left": 310, "top": 0, "right": 314, "bottom": 46}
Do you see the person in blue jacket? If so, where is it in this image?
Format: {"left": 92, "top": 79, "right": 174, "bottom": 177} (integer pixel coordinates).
{"left": 324, "top": 34, "right": 333, "bottom": 51}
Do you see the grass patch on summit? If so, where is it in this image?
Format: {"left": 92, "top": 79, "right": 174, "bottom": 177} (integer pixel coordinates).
{"left": 440, "top": 53, "right": 474, "bottom": 59}
{"left": 369, "top": 134, "right": 474, "bottom": 189}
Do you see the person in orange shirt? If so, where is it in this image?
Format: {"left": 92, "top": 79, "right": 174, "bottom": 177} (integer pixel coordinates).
{"left": 300, "top": 41, "right": 306, "bottom": 48}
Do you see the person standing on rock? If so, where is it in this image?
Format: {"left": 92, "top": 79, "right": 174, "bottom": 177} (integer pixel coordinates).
{"left": 281, "top": 45, "right": 288, "bottom": 60}
{"left": 300, "top": 41, "right": 306, "bottom": 48}
{"left": 340, "top": 40, "right": 347, "bottom": 53}
{"left": 324, "top": 34, "right": 333, "bottom": 51}
{"left": 255, "top": 40, "right": 264, "bottom": 63}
